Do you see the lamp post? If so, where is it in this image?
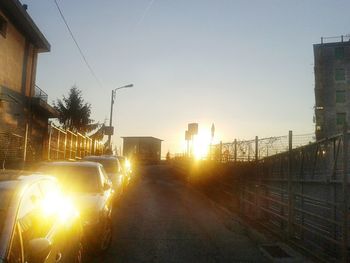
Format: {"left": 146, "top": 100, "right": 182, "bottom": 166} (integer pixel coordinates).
{"left": 107, "top": 84, "right": 133, "bottom": 150}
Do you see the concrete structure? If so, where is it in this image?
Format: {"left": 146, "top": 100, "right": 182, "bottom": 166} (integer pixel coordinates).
{"left": 122, "top": 137, "right": 162, "bottom": 163}
{"left": 0, "top": 0, "right": 57, "bottom": 167}
{"left": 314, "top": 36, "right": 350, "bottom": 140}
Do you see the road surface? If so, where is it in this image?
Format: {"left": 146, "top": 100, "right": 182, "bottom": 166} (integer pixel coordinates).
{"left": 87, "top": 164, "right": 267, "bottom": 263}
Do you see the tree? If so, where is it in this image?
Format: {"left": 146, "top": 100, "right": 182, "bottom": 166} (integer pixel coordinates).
{"left": 54, "top": 86, "right": 98, "bottom": 134}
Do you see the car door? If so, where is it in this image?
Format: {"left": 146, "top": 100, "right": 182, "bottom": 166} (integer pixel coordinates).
{"left": 38, "top": 179, "right": 69, "bottom": 263}
{"left": 98, "top": 166, "right": 113, "bottom": 216}
{"left": 17, "top": 181, "right": 60, "bottom": 263}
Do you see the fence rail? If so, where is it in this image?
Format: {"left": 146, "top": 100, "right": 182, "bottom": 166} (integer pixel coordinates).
{"left": 46, "top": 123, "right": 104, "bottom": 161}
{"left": 210, "top": 132, "right": 315, "bottom": 162}
{"left": 177, "top": 130, "right": 349, "bottom": 262}
{"left": 239, "top": 130, "right": 349, "bottom": 262}
{"left": 0, "top": 123, "right": 105, "bottom": 168}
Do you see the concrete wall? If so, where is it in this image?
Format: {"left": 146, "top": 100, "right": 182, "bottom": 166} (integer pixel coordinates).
{"left": 0, "top": 9, "right": 45, "bottom": 166}
{"left": 0, "top": 10, "right": 37, "bottom": 97}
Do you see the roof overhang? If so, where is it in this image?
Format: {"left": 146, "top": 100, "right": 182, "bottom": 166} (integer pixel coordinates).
{"left": 121, "top": 136, "right": 163, "bottom": 142}
{"left": 0, "top": 0, "right": 50, "bottom": 52}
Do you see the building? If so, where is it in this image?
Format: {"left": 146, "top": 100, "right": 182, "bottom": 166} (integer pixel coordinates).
{"left": 0, "top": 0, "right": 57, "bottom": 167}
{"left": 314, "top": 36, "right": 350, "bottom": 140}
{"left": 122, "top": 137, "right": 162, "bottom": 164}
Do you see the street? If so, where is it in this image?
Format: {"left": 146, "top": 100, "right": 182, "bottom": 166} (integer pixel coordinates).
{"left": 87, "top": 164, "right": 268, "bottom": 263}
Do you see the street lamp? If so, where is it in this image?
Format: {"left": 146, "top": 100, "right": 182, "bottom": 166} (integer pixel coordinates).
{"left": 107, "top": 84, "right": 133, "bottom": 149}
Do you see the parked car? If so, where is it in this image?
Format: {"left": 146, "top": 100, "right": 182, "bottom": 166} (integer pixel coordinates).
{"left": 116, "top": 156, "right": 132, "bottom": 184}
{"left": 0, "top": 170, "right": 82, "bottom": 263}
{"left": 82, "top": 156, "right": 127, "bottom": 197}
{"left": 37, "top": 162, "right": 114, "bottom": 254}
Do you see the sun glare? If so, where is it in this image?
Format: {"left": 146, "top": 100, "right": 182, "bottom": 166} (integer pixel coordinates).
{"left": 193, "top": 130, "right": 212, "bottom": 160}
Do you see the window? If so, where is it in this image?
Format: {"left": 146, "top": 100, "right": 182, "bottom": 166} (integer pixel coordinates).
{"left": 336, "top": 90, "right": 346, "bottom": 103}
{"left": 8, "top": 225, "right": 23, "bottom": 263}
{"left": 335, "top": 68, "right": 345, "bottom": 81}
{"left": 316, "top": 125, "right": 322, "bottom": 131}
{"left": 335, "top": 47, "right": 344, "bottom": 59}
{"left": 316, "top": 106, "right": 324, "bottom": 110}
{"left": 0, "top": 16, "right": 7, "bottom": 38}
{"left": 336, "top": 112, "right": 346, "bottom": 126}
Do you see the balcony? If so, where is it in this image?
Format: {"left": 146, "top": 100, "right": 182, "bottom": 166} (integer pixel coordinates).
{"left": 31, "top": 85, "right": 58, "bottom": 118}
{"left": 34, "top": 85, "right": 48, "bottom": 102}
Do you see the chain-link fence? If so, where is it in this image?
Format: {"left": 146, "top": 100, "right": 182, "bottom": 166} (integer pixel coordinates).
{"left": 0, "top": 123, "right": 105, "bottom": 169}
{"left": 210, "top": 132, "right": 316, "bottom": 162}
{"left": 0, "top": 130, "right": 25, "bottom": 169}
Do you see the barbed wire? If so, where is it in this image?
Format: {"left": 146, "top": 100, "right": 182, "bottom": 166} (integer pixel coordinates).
{"left": 212, "top": 132, "right": 316, "bottom": 161}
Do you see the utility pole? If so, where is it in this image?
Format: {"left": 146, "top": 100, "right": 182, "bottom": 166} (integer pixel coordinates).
{"left": 107, "top": 84, "right": 133, "bottom": 150}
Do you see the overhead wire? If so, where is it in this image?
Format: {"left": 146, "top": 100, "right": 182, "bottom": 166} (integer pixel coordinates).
{"left": 134, "top": 0, "right": 156, "bottom": 28}
{"left": 53, "top": 0, "right": 103, "bottom": 89}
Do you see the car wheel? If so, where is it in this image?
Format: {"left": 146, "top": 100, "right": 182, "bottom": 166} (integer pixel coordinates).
{"left": 99, "top": 218, "right": 112, "bottom": 252}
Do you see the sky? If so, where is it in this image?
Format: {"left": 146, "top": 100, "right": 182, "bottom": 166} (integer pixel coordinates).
{"left": 25, "top": 0, "right": 350, "bottom": 156}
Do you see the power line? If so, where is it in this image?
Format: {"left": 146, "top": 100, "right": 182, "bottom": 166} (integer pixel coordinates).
{"left": 53, "top": 0, "right": 103, "bottom": 89}
{"left": 134, "top": 0, "right": 156, "bottom": 28}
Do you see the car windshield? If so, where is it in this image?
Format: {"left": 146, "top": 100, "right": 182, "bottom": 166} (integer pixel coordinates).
{"left": 38, "top": 165, "right": 100, "bottom": 193}
{"left": 86, "top": 159, "right": 119, "bottom": 174}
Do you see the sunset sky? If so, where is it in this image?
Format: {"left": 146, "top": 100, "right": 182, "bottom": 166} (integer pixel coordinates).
{"left": 25, "top": 0, "right": 350, "bottom": 156}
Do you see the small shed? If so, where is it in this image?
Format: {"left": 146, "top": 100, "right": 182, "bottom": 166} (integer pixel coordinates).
{"left": 122, "top": 137, "right": 162, "bottom": 164}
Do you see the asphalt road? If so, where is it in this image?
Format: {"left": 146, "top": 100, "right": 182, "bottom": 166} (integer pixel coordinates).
{"left": 87, "top": 165, "right": 268, "bottom": 263}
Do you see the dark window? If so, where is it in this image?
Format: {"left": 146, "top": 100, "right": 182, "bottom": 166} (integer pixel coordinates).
{"left": 335, "top": 68, "right": 345, "bottom": 81}
{"left": 0, "top": 16, "right": 7, "bottom": 38}
{"left": 336, "top": 112, "right": 346, "bottom": 126}
{"left": 336, "top": 90, "right": 346, "bottom": 103}
{"left": 335, "top": 47, "right": 344, "bottom": 59}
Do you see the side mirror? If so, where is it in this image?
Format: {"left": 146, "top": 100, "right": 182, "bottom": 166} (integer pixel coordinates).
{"left": 28, "top": 238, "right": 52, "bottom": 263}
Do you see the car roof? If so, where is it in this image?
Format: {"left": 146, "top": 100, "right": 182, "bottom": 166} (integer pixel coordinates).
{"left": 83, "top": 155, "right": 118, "bottom": 161}
{"left": 0, "top": 170, "right": 54, "bottom": 186}
{"left": 41, "top": 161, "right": 102, "bottom": 168}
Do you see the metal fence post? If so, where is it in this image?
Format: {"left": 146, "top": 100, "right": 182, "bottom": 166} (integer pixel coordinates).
{"left": 234, "top": 139, "right": 237, "bottom": 163}
{"left": 219, "top": 141, "right": 222, "bottom": 162}
{"left": 288, "top": 130, "right": 293, "bottom": 239}
{"left": 255, "top": 136, "right": 260, "bottom": 219}
{"left": 63, "top": 132, "right": 67, "bottom": 160}
{"left": 23, "top": 123, "right": 28, "bottom": 162}
{"left": 342, "top": 124, "right": 348, "bottom": 262}
{"left": 255, "top": 136, "right": 258, "bottom": 161}
{"left": 47, "top": 124, "right": 52, "bottom": 160}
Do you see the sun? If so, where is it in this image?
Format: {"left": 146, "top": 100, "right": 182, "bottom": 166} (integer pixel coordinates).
{"left": 192, "top": 130, "right": 212, "bottom": 160}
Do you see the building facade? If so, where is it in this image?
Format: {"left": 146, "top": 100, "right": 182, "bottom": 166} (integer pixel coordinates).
{"left": 314, "top": 37, "right": 350, "bottom": 140}
{"left": 122, "top": 137, "right": 162, "bottom": 164}
{"left": 0, "top": 0, "right": 57, "bottom": 168}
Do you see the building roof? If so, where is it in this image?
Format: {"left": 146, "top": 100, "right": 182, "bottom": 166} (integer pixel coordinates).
{"left": 121, "top": 136, "right": 163, "bottom": 141}
{"left": 0, "top": 0, "right": 50, "bottom": 52}
{"left": 40, "top": 161, "right": 103, "bottom": 168}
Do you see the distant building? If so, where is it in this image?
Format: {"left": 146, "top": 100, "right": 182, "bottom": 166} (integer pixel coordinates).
{"left": 122, "top": 137, "right": 162, "bottom": 163}
{"left": 0, "top": 0, "right": 57, "bottom": 167}
{"left": 314, "top": 36, "right": 350, "bottom": 140}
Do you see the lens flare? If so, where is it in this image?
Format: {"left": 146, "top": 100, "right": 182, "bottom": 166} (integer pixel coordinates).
{"left": 40, "top": 190, "right": 79, "bottom": 223}
{"left": 125, "top": 159, "right": 132, "bottom": 172}
{"left": 193, "top": 130, "right": 211, "bottom": 160}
